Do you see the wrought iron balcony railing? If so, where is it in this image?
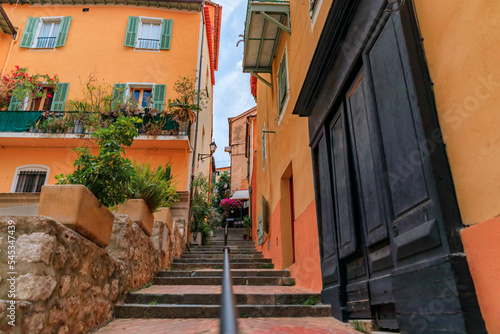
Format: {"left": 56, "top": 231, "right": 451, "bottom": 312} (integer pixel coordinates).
{"left": 0, "top": 110, "right": 191, "bottom": 137}
{"left": 35, "top": 36, "right": 57, "bottom": 48}
{"left": 137, "top": 38, "right": 160, "bottom": 50}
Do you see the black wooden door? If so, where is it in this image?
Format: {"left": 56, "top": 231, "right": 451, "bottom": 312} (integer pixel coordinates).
{"left": 321, "top": 13, "right": 455, "bottom": 330}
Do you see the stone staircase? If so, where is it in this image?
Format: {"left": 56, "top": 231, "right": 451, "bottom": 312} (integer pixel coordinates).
{"left": 114, "top": 228, "right": 332, "bottom": 319}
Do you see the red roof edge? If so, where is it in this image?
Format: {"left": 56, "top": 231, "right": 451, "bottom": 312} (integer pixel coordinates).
{"left": 204, "top": 5, "right": 216, "bottom": 86}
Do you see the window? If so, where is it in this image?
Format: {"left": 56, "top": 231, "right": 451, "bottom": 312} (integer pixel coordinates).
{"left": 277, "top": 51, "right": 289, "bottom": 116}
{"left": 31, "top": 87, "right": 55, "bottom": 111}
{"left": 11, "top": 165, "right": 49, "bottom": 193}
{"left": 8, "top": 83, "right": 69, "bottom": 111}
{"left": 20, "top": 17, "right": 72, "bottom": 49}
{"left": 124, "top": 16, "right": 173, "bottom": 50}
{"left": 113, "top": 83, "right": 166, "bottom": 111}
{"left": 132, "top": 88, "right": 152, "bottom": 108}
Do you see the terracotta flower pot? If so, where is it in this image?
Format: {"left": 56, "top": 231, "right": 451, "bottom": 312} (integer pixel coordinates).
{"left": 116, "top": 199, "right": 154, "bottom": 236}
{"left": 38, "top": 185, "right": 115, "bottom": 248}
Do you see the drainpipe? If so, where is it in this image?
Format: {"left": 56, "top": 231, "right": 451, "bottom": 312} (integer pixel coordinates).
{"left": 187, "top": 2, "right": 205, "bottom": 244}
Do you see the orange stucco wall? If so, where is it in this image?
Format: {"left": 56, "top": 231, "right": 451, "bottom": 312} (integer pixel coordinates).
{"left": 460, "top": 216, "right": 500, "bottom": 333}
{"left": 0, "top": 139, "right": 190, "bottom": 192}
{"left": 2, "top": 4, "right": 201, "bottom": 104}
{"left": 413, "top": 0, "right": 500, "bottom": 226}
{"left": 0, "top": 3, "right": 219, "bottom": 193}
{"left": 413, "top": 1, "right": 500, "bottom": 328}
{"left": 252, "top": 0, "right": 332, "bottom": 291}
{"left": 0, "top": 32, "right": 13, "bottom": 74}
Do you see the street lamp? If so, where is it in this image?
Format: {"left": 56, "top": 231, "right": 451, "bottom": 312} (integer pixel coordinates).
{"left": 198, "top": 141, "right": 217, "bottom": 161}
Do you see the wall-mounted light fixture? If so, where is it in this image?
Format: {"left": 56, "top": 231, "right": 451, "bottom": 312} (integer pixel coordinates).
{"left": 198, "top": 141, "right": 217, "bottom": 161}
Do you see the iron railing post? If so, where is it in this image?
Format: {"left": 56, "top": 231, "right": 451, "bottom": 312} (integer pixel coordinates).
{"left": 220, "top": 244, "right": 239, "bottom": 334}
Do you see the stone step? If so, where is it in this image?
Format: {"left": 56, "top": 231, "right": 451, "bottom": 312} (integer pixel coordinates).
{"left": 187, "top": 250, "right": 260, "bottom": 254}
{"left": 125, "top": 292, "right": 321, "bottom": 305}
{"left": 173, "top": 258, "right": 272, "bottom": 264}
{"left": 171, "top": 263, "right": 274, "bottom": 270}
{"left": 114, "top": 304, "right": 331, "bottom": 319}
{"left": 156, "top": 270, "right": 291, "bottom": 278}
{"left": 181, "top": 253, "right": 263, "bottom": 259}
{"left": 152, "top": 276, "right": 295, "bottom": 286}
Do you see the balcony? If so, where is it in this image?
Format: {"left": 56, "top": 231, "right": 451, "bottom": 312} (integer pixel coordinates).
{"left": 0, "top": 110, "right": 190, "bottom": 137}
{"left": 242, "top": 0, "right": 290, "bottom": 77}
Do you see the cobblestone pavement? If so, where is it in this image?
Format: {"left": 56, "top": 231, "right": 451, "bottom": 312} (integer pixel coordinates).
{"left": 95, "top": 317, "right": 360, "bottom": 333}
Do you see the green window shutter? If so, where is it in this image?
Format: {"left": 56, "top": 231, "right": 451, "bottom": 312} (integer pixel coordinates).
{"left": 152, "top": 84, "right": 166, "bottom": 111}
{"left": 113, "top": 83, "right": 127, "bottom": 101}
{"left": 124, "top": 16, "right": 139, "bottom": 47}
{"left": 8, "top": 95, "right": 22, "bottom": 111}
{"left": 50, "top": 83, "right": 69, "bottom": 111}
{"left": 160, "top": 19, "right": 173, "bottom": 50}
{"left": 55, "top": 16, "right": 72, "bottom": 47}
{"left": 20, "top": 17, "right": 39, "bottom": 48}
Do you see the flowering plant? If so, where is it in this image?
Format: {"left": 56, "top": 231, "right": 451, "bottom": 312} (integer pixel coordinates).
{"left": 220, "top": 198, "right": 243, "bottom": 217}
{"left": 1, "top": 66, "right": 59, "bottom": 110}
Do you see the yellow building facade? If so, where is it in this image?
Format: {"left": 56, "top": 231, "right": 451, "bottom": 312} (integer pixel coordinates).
{"left": 0, "top": 0, "right": 221, "bottom": 196}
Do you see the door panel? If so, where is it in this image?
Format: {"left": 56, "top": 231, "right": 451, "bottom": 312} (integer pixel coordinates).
{"left": 330, "top": 110, "right": 357, "bottom": 259}
{"left": 315, "top": 133, "right": 339, "bottom": 285}
{"left": 346, "top": 74, "right": 389, "bottom": 247}
{"left": 367, "top": 20, "right": 429, "bottom": 219}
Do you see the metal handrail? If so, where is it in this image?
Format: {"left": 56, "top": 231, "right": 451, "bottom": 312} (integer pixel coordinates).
{"left": 220, "top": 222, "right": 239, "bottom": 334}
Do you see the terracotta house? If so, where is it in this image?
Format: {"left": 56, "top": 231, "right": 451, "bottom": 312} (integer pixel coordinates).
{"left": 243, "top": 0, "right": 497, "bottom": 332}
{"left": 0, "top": 0, "right": 221, "bottom": 220}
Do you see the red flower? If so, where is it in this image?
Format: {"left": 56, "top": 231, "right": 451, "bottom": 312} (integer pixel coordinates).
{"left": 47, "top": 94, "right": 53, "bottom": 98}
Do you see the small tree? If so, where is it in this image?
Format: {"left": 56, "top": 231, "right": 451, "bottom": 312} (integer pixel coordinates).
{"left": 56, "top": 116, "right": 142, "bottom": 207}
{"left": 191, "top": 173, "right": 212, "bottom": 244}
{"left": 167, "top": 76, "right": 207, "bottom": 124}
{"left": 213, "top": 171, "right": 231, "bottom": 212}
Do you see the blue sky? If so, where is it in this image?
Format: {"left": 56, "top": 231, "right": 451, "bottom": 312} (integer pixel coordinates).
{"left": 212, "top": 0, "right": 256, "bottom": 168}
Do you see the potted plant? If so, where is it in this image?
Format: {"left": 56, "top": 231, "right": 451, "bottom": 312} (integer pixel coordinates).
{"left": 243, "top": 215, "right": 252, "bottom": 240}
{"left": 117, "top": 161, "right": 178, "bottom": 236}
{"left": 45, "top": 116, "right": 142, "bottom": 247}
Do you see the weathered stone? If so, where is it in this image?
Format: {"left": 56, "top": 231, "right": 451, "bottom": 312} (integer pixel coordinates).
{"left": 60, "top": 275, "right": 71, "bottom": 297}
{"left": 54, "top": 244, "right": 68, "bottom": 269}
{"left": 66, "top": 296, "right": 80, "bottom": 319}
{"left": 22, "top": 312, "right": 45, "bottom": 334}
{"left": 49, "top": 306, "right": 63, "bottom": 325}
{"left": 80, "top": 282, "right": 90, "bottom": 291}
{"left": 58, "top": 325, "right": 69, "bottom": 334}
{"left": 110, "top": 280, "right": 119, "bottom": 302}
{"left": 17, "top": 232, "right": 56, "bottom": 265}
{"left": 102, "top": 284, "right": 110, "bottom": 298}
{"left": 17, "top": 274, "right": 57, "bottom": 302}
{"left": 91, "top": 286, "right": 101, "bottom": 296}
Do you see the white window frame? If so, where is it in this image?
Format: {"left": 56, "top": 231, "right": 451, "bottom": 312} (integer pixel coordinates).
{"left": 126, "top": 82, "right": 155, "bottom": 108}
{"left": 32, "top": 16, "right": 63, "bottom": 50}
{"left": 277, "top": 47, "right": 290, "bottom": 126}
{"left": 135, "top": 17, "right": 163, "bottom": 51}
{"left": 310, "top": 0, "right": 324, "bottom": 30}
{"left": 10, "top": 164, "right": 50, "bottom": 193}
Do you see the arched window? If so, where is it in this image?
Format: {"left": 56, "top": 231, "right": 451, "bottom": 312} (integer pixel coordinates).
{"left": 11, "top": 165, "right": 50, "bottom": 193}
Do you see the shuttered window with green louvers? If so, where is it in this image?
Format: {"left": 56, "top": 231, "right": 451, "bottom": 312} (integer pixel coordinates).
{"left": 50, "top": 83, "right": 70, "bottom": 111}
{"left": 125, "top": 16, "right": 173, "bottom": 50}
{"left": 20, "top": 16, "right": 72, "bottom": 49}
{"left": 277, "top": 51, "right": 288, "bottom": 115}
{"left": 152, "top": 84, "right": 167, "bottom": 111}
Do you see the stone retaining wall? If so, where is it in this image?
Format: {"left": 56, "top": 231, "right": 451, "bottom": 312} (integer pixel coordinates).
{"left": 0, "top": 213, "right": 183, "bottom": 334}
